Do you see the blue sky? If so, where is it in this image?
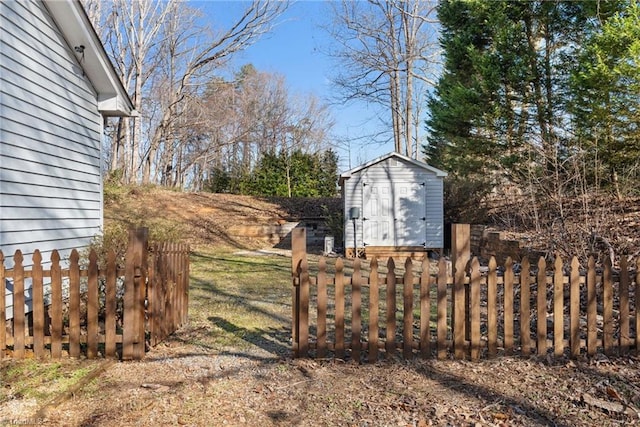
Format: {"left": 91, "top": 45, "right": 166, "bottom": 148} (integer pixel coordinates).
{"left": 197, "top": 1, "right": 395, "bottom": 172}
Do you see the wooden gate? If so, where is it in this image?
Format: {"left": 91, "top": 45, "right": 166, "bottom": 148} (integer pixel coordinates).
{"left": 1, "top": 228, "right": 189, "bottom": 360}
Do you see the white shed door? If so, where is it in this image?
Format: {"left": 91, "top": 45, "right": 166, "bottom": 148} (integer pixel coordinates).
{"left": 363, "top": 182, "right": 426, "bottom": 247}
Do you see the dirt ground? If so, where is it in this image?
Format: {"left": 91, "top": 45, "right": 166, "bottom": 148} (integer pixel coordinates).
{"left": 3, "top": 188, "right": 640, "bottom": 426}
{"left": 19, "top": 333, "right": 640, "bottom": 427}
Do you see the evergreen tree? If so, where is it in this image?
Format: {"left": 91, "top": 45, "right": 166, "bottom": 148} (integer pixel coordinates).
{"left": 570, "top": 0, "right": 640, "bottom": 197}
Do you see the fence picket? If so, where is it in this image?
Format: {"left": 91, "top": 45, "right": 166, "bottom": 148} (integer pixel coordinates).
{"left": 0, "top": 252, "right": 4, "bottom": 359}
{"left": 420, "top": 257, "right": 431, "bottom": 359}
{"left": 554, "top": 255, "right": 564, "bottom": 357}
{"left": 147, "top": 244, "right": 156, "bottom": 347}
{"left": 570, "top": 257, "right": 580, "bottom": 358}
{"left": 403, "top": 258, "right": 413, "bottom": 359}
{"left": 587, "top": 257, "right": 597, "bottom": 356}
{"left": 299, "top": 256, "right": 310, "bottom": 357}
{"left": 69, "top": 250, "right": 81, "bottom": 358}
{"left": 619, "top": 257, "right": 630, "bottom": 355}
{"left": 487, "top": 257, "right": 497, "bottom": 357}
{"left": 317, "top": 257, "right": 327, "bottom": 358}
{"left": 291, "top": 229, "right": 305, "bottom": 357}
{"left": 160, "top": 242, "right": 169, "bottom": 344}
{"left": 105, "top": 250, "right": 117, "bottom": 358}
{"left": 170, "top": 243, "right": 178, "bottom": 331}
{"left": 123, "top": 234, "right": 136, "bottom": 360}
{"left": 50, "top": 250, "right": 62, "bottom": 359}
{"left": 135, "top": 228, "right": 148, "bottom": 359}
{"left": 470, "top": 258, "right": 481, "bottom": 360}
{"left": 385, "top": 258, "right": 396, "bottom": 358}
{"left": 520, "top": 258, "right": 531, "bottom": 356}
{"left": 352, "top": 258, "right": 362, "bottom": 362}
{"left": 184, "top": 244, "right": 190, "bottom": 324}
{"left": 504, "top": 257, "right": 514, "bottom": 355}
{"left": 368, "top": 257, "right": 379, "bottom": 363}
{"left": 636, "top": 258, "right": 640, "bottom": 357}
{"left": 537, "top": 257, "right": 547, "bottom": 355}
{"left": 87, "top": 250, "right": 99, "bottom": 359}
{"left": 335, "top": 258, "right": 345, "bottom": 359}
{"left": 13, "top": 251, "right": 25, "bottom": 358}
{"left": 603, "top": 257, "right": 614, "bottom": 355}
{"left": 437, "top": 257, "right": 448, "bottom": 359}
{"left": 453, "top": 258, "right": 467, "bottom": 360}
{"left": 32, "top": 250, "right": 45, "bottom": 358}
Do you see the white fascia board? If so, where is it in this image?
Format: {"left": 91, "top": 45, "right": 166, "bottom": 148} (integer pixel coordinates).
{"left": 43, "top": 0, "right": 134, "bottom": 117}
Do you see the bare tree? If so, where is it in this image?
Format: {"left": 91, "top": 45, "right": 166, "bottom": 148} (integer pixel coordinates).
{"left": 82, "top": 0, "right": 287, "bottom": 185}
{"left": 141, "top": 0, "right": 288, "bottom": 184}
{"left": 326, "top": 0, "right": 439, "bottom": 158}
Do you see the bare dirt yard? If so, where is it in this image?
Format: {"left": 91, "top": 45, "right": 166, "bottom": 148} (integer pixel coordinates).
{"left": 2, "top": 187, "right": 640, "bottom": 427}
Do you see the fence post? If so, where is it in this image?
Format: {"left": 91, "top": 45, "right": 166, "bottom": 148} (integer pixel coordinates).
{"left": 291, "top": 227, "right": 306, "bottom": 357}
{"left": 451, "top": 224, "right": 470, "bottom": 359}
{"left": 123, "top": 227, "right": 148, "bottom": 360}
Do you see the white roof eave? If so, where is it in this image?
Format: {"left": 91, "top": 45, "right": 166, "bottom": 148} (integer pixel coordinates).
{"left": 43, "top": 0, "right": 134, "bottom": 117}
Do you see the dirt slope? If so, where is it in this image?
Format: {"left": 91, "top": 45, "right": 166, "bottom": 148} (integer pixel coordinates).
{"left": 104, "top": 186, "right": 340, "bottom": 249}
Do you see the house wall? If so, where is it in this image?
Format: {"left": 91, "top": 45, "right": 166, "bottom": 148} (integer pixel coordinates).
{"left": 343, "top": 156, "right": 444, "bottom": 252}
{"left": 1, "top": 0, "right": 103, "bottom": 317}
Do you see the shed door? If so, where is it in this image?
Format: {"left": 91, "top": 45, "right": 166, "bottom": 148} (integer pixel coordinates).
{"left": 363, "top": 181, "right": 426, "bottom": 247}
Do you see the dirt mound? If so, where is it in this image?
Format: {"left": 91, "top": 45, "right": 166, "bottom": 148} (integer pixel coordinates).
{"left": 104, "top": 186, "right": 340, "bottom": 249}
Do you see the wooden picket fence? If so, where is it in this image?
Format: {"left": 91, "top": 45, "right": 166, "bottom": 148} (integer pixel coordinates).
{"left": 291, "top": 227, "right": 640, "bottom": 362}
{"left": 0, "top": 228, "right": 189, "bottom": 360}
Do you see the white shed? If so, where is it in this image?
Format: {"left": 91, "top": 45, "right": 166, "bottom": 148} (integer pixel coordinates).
{"left": 1, "top": 0, "right": 134, "bottom": 318}
{"left": 339, "top": 152, "right": 447, "bottom": 259}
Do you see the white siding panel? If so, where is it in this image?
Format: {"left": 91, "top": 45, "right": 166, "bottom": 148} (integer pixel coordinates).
{"left": 343, "top": 177, "right": 363, "bottom": 249}
{"left": 2, "top": 145, "right": 101, "bottom": 177}
{"left": 1, "top": 227, "right": 100, "bottom": 246}
{"left": 1, "top": 194, "right": 100, "bottom": 210}
{"left": 425, "top": 178, "right": 444, "bottom": 247}
{"left": 1, "top": 99, "right": 100, "bottom": 142}
{"left": 2, "top": 117, "right": 100, "bottom": 158}
{"left": 1, "top": 0, "right": 105, "bottom": 319}
{"left": 0, "top": 54, "right": 95, "bottom": 111}
{"left": 0, "top": 218, "right": 101, "bottom": 233}
{"left": 0, "top": 207, "right": 100, "bottom": 221}
{"left": 0, "top": 172, "right": 100, "bottom": 196}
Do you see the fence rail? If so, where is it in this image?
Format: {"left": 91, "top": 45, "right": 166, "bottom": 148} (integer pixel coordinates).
{"left": 1, "top": 228, "right": 189, "bottom": 360}
{"left": 291, "top": 227, "right": 640, "bottom": 362}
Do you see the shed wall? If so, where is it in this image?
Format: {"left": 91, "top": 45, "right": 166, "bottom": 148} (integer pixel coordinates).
{"left": 343, "top": 156, "right": 444, "bottom": 252}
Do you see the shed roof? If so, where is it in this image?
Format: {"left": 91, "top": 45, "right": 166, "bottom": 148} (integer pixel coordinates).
{"left": 43, "top": 0, "right": 135, "bottom": 117}
{"left": 339, "top": 151, "right": 447, "bottom": 185}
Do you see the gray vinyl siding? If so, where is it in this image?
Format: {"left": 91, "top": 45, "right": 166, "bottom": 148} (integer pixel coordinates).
{"left": 1, "top": 0, "right": 104, "bottom": 318}
{"left": 342, "top": 156, "right": 445, "bottom": 250}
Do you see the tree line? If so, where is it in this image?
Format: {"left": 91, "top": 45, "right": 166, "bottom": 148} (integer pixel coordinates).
{"left": 425, "top": 0, "right": 639, "bottom": 259}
